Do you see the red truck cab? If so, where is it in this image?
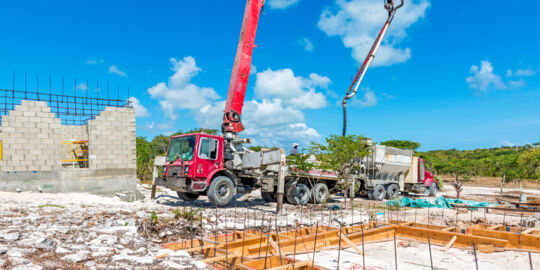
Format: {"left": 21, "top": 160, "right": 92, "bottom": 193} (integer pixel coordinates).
{"left": 160, "top": 133, "right": 226, "bottom": 194}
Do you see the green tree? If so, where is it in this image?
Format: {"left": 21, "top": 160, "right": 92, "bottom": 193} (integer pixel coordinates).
{"left": 136, "top": 136, "right": 153, "bottom": 182}
{"left": 310, "top": 135, "right": 371, "bottom": 204}
{"left": 517, "top": 147, "right": 540, "bottom": 181}
{"left": 380, "top": 140, "right": 420, "bottom": 151}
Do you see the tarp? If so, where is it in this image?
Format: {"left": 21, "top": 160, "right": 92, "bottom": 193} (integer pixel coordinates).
{"left": 386, "top": 197, "right": 497, "bottom": 209}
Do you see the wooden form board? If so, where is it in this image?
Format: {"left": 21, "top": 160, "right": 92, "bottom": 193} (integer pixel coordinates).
{"left": 163, "top": 220, "right": 540, "bottom": 269}
{"left": 471, "top": 228, "right": 540, "bottom": 250}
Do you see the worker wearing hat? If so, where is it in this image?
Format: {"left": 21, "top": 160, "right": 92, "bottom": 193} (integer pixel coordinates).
{"left": 290, "top": 143, "right": 299, "bottom": 156}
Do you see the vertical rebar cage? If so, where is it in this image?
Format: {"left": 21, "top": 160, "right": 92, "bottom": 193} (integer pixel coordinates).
{"left": 0, "top": 74, "right": 131, "bottom": 126}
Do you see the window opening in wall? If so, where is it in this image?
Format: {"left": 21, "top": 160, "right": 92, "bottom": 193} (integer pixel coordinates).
{"left": 62, "top": 140, "right": 88, "bottom": 168}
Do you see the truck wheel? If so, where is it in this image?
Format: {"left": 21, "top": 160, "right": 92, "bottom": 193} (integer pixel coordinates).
{"left": 385, "top": 184, "right": 400, "bottom": 199}
{"left": 426, "top": 182, "right": 438, "bottom": 197}
{"left": 311, "top": 183, "right": 329, "bottom": 204}
{"left": 207, "top": 176, "right": 236, "bottom": 207}
{"left": 372, "top": 185, "right": 386, "bottom": 201}
{"left": 177, "top": 192, "right": 199, "bottom": 202}
{"left": 261, "top": 191, "right": 276, "bottom": 202}
{"left": 286, "top": 182, "right": 311, "bottom": 205}
{"left": 367, "top": 190, "right": 374, "bottom": 200}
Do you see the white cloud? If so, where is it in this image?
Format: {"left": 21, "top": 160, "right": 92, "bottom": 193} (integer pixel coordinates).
{"left": 195, "top": 99, "right": 320, "bottom": 147}
{"left": 466, "top": 60, "right": 526, "bottom": 93}
{"left": 507, "top": 68, "right": 535, "bottom": 77}
{"left": 128, "top": 97, "right": 150, "bottom": 117}
{"left": 148, "top": 57, "right": 326, "bottom": 147}
{"left": 250, "top": 65, "right": 257, "bottom": 76}
{"left": 109, "top": 65, "right": 127, "bottom": 77}
{"left": 466, "top": 60, "right": 505, "bottom": 92}
{"left": 86, "top": 58, "right": 104, "bottom": 65}
{"left": 268, "top": 0, "right": 301, "bottom": 10}
{"left": 76, "top": 83, "right": 88, "bottom": 91}
{"left": 298, "top": 37, "right": 314, "bottom": 52}
{"left": 148, "top": 57, "right": 220, "bottom": 120}
{"left": 318, "top": 0, "right": 429, "bottom": 67}
{"left": 254, "top": 68, "right": 328, "bottom": 109}
{"left": 500, "top": 140, "right": 517, "bottom": 147}
{"left": 353, "top": 88, "right": 377, "bottom": 107}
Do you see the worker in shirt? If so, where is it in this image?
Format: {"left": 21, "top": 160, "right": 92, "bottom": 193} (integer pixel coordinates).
{"left": 290, "top": 143, "right": 299, "bottom": 155}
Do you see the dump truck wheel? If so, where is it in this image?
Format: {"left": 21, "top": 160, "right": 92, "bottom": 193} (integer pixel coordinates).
{"left": 385, "top": 184, "right": 399, "bottom": 199}
{"left": 207, "top": 176, "right": 235, "bottom": 206}
{"left": 311, "top": 183, "right": 329, "bottom": 204}
{"left": 286, "top": 182, "right": 311, "bottom": 205}
{"left": 261, "top": 191, "right": 276, "bottom": 202}
{"left": 372, "top": 185, "right": 386, "bottom": 201}
{"left": 426, "top": 182, "right": 438, "bottom": 197}
{"left": 177, "top": 192, "right": 199, "bottom": 202}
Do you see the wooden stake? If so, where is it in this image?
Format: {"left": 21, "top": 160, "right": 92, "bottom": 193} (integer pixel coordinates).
{"left": 340, "top": 234, "right": 363, "bottom": 255}
{"left": 442, "top": 235, "right": 457, "bottom": 252}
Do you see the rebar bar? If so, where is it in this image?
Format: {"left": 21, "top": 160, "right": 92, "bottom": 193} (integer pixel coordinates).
{"left": 312, "top": 221, "right": 319, "bottom": 270}
{"left": 361, "top": 225, "right": 365, "bottom": 270}
{"left": 394, "top": 231, "right": 398, "bottom": 270}
{"left": 337, "top": 224, "right": 343, "bottom": 270}
{"left": 428, "top": 237, "right": 433, "bottom": 270}
{"left": 472, "top": 242, "right": 478, "bottom": 270}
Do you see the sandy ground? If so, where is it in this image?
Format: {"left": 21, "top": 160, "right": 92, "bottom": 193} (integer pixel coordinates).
{"left": 295, "top": 240, "right": 534, "bottom": 270}
{"left": 0, "top": 184, "right": 537, "bottom": 269}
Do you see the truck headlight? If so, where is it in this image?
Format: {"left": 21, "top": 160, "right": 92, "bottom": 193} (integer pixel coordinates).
{"left": 184, "top": 165, "right": 189, "bottom": 176}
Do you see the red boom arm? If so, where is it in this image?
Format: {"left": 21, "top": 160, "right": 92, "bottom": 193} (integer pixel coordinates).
{"left": 222, "top": 0, "right": 265, "bottom": 135}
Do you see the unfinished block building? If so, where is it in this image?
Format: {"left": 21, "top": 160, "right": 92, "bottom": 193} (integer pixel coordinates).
{"left": 0, "top": 89, "right": 136, "bottom": 194}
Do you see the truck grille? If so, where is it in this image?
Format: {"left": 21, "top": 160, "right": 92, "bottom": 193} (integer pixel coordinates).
{"left": 167, "top": 166, "right": 182, "bottom": 177}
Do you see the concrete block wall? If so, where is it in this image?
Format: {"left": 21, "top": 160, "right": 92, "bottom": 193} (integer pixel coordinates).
{"left": 87, "top": 107, "right": 136, "bottom": 170}
{"left": 0, "top": 100, "right": 63, "bottom": 172}
{"left": 0, "top": 100, "right": 136, "bottom": 173}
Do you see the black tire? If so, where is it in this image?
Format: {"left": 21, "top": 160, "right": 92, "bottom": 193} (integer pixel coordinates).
{"left": 372, "top": 185, "right": 386, "bottom": 201}
{"left": 207, "top": 176, "right": 236, "bottom": 206}
{"left": 177, "top": 192, "right": 199, "bottom": 202}
{"left": 261, "top": 191, "right": 276, "bottom": 202}
{"left": 311, "top": 183, "right": 329, "bottom": 204}
{"left": 285, "top": 182, "right": 311, "bottom": 205}
{"left": 385, "top": 184, "right": 400, "bottom": 199}
{"left": 426, "top": 182, "right": 438, "bottom": 197}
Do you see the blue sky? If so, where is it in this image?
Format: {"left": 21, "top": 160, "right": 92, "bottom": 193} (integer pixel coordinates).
{"left": 0, "top": 0, "right": 539, "bottom": 151}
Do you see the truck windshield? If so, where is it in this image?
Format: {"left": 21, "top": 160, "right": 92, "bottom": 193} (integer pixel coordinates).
{"left": 167, "top": 136, "right": 196, "bottom": 162}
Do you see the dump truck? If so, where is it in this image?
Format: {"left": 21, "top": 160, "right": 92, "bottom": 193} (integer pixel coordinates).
{"left": 353, "top": 144, "right": 439, "bottom": 200}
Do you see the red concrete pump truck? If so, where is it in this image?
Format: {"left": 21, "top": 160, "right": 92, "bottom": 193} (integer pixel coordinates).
{"left": 155, "top": 0, "right": 292, "bottom": 208}
{"left": 155, "top": 0, "right": 438, "bottom": 207}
